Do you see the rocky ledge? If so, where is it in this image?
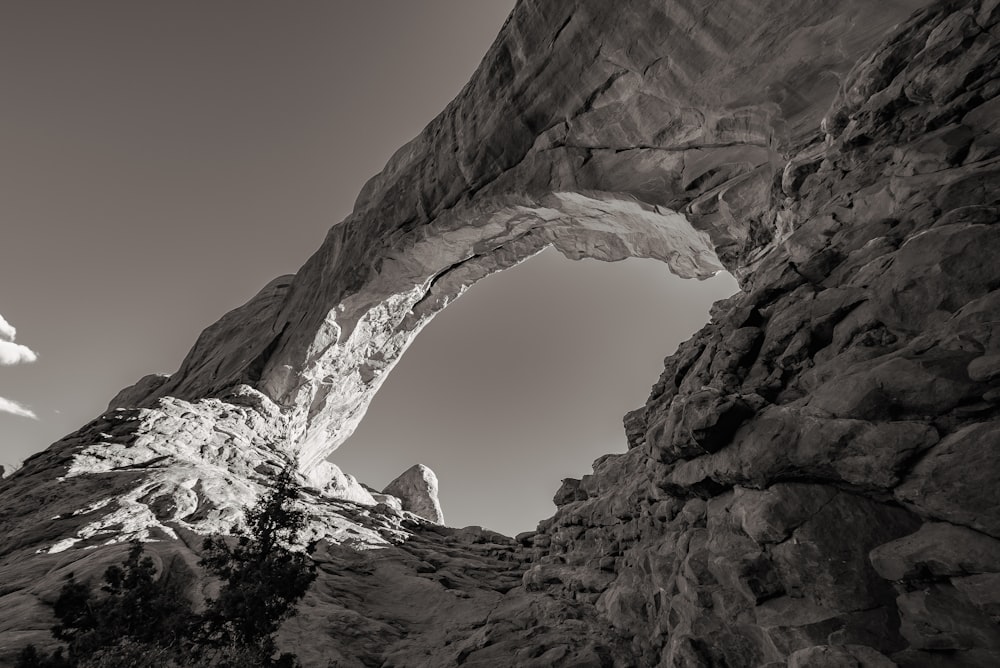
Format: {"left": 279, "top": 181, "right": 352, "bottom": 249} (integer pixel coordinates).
{"left": 2, "top": 0, "right": 1000, "bottom": 666}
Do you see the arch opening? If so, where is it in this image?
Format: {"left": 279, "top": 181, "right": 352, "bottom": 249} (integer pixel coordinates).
{"left": 331, "top": 247, "right": 738, "bottom": 535}
{"left": 260, "top": 193, "right": 731, "bottom": 476}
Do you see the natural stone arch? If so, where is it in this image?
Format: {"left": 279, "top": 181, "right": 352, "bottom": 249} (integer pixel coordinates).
{"left": 137, "top": 191, "right": 729, "bottom": 475}
{"left": 269, "top": 193, "right": 727, "bottom": 472}
{"left": 6, "top": 1, "right": 1000, "bottom": 666}
{"left": 132, "top": 0, "right": 927, "bottom": 477}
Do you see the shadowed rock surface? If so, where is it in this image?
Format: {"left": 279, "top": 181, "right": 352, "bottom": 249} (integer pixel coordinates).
{"left": 2, "top": 0, "right": 1000, "bottom": 666}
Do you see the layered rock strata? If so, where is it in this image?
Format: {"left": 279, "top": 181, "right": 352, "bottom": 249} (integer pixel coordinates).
{"left": 2, "top": 0, "right": 1000, "bottom": 666}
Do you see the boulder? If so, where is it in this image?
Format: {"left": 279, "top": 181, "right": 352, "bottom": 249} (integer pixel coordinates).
{"left": 382, "top": 464, "right": 444, "bottom": 524}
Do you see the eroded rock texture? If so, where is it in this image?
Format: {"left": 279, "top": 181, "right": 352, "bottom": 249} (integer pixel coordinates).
{"left": 383, "top": 464, "right": 445, "bottom": 525}
{"left": 1, "top": 0, "right": 999, "bottom": 666}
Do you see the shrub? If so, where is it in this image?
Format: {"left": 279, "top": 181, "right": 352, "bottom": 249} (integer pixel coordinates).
{"left": 16, "top": 541, "right": 193, "bottom": 667}
{"left": 196, "top": 464, "right": 317, "bottom": 666}
{"left": 16, "top": 463, "right": 317, "bottom": 668}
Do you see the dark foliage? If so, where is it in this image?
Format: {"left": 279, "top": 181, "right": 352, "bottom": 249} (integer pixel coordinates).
{"left": 14, "top": 644, "right": 69, "bottom": 668}
{"left": 15, "top": 463, "right": 317, "bottom": 668}
{"left": 16, "top": 542, "right": 193, "bottom": 667}
{"left": 196, "top": 465, "right": 318, "bottom": 666}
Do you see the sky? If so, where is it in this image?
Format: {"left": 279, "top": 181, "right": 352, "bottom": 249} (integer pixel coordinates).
{"left": 0, "top": 1, "right": 739, "bottom": 536}
{"left": 339, "top": 252, "right": 737, "bottom": 535}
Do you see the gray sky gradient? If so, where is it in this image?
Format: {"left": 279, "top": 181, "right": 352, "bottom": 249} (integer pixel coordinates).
{"left": 0, "top": 1, "right": 739, "bottom": 535}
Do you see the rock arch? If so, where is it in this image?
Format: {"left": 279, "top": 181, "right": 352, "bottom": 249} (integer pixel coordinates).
{"left": 5, "top": 0, "right": 1000, "bottom": 665}
{"left": 132, "top": 0, "right": 929, "bottom": 476}
{"left": 272, "top": 193, "right": 726, "bottom": 473}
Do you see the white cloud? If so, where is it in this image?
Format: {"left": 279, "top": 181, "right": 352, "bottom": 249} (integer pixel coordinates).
{"left": 0, "top": 340, "right": 38, "bottom": 365}
{"left": 0, "top": 396, "right": 38, "bottom": 420}
{"left": 0, "top": 314, "right": 40, "bottom": 419}
{"left": 0, "top": 313, "right": 14, "bottom": 342}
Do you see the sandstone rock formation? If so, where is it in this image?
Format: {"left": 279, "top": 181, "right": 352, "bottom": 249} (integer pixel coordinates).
{"left": 2, "top": 0, "right": 1000, "bottom": 666}
{"left": 383, "top": 464, "right": 444, "bottom": 525}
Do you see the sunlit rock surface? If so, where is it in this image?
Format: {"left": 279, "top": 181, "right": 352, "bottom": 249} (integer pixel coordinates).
{"left": 383, "top": 464, "right": 444, "bottom": 525}
{"left": 3, "top": 0, "right": 1000, "bottom": 665}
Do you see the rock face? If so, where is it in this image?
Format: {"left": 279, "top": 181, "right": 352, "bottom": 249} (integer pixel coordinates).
{"left": 383, "top": 464, "right": 444, "bottom": 525}
{"left": 2, "top": 0, "right": 1000, "bottom": 666}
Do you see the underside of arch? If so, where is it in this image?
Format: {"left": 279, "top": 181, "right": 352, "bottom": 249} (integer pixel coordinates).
{"left": 270, "top": 192, "right": 726, "bottom": 472}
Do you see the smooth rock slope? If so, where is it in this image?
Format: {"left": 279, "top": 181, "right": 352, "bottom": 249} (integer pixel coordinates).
{"left": 2, "top": 0, "right": 1000, "bottom": 666}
